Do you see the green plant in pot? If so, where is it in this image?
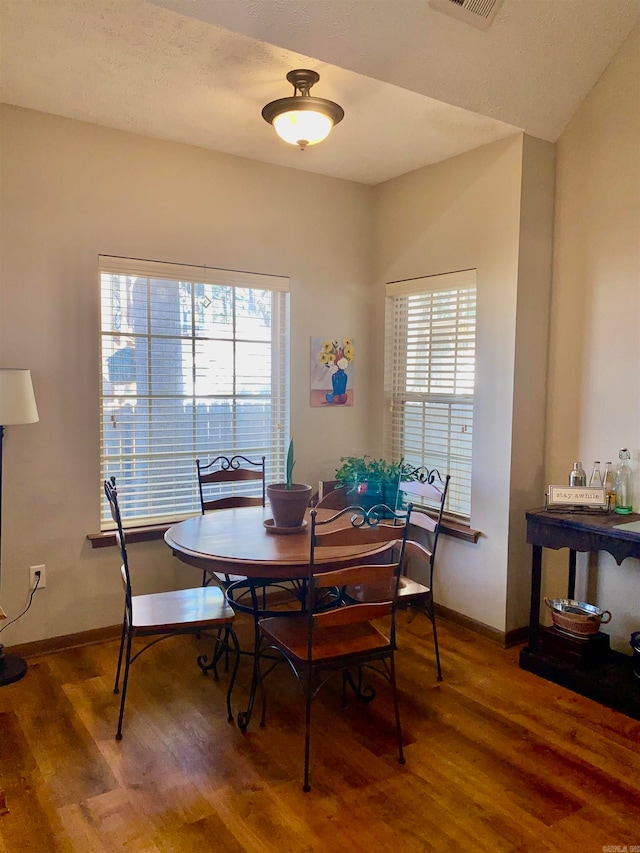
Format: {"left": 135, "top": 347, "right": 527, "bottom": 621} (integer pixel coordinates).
{"left": 266, "top": 440, "right": 313, "bottom": 530}
{"left": 334, "top": 455, "right": 407, "bottom": 515}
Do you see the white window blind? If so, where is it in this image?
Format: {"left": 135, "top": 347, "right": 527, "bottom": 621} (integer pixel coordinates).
{"left": 99, "top": 255, "right": 290, "bottom": 529}
{"left": 384, "top": 270, "right": 476, "bottom": 519}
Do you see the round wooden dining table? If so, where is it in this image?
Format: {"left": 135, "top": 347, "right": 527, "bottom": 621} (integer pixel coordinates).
{"left": 164, "top": 504, "right": 393, "bottom": 580}
{"left": 164, "top": 504, "right": 398, "bottom": 730}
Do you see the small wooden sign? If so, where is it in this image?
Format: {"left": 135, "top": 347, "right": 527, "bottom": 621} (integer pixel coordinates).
{"left": 546, "top": 485, "right": 607, "bottom": 509}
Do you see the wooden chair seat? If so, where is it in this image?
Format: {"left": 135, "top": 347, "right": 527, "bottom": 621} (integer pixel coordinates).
{"left": 344, "top": 573, "right": 431, "bottom": 604}
{"left": 203, "top": 572, "right": 245, "bottom": 586}
{"left": 397, "top": 575, "right": 431, "bottom": 598}
{"left": 130, "top": 586, "right": 235, "bottom": 634}
{"left": 260, "top": 614, "right": 390, "bottom": 662}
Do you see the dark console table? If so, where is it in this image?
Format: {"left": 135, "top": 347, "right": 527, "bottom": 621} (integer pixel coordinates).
{"left": 519, "top": 507, "right": 640, "bottom": 719}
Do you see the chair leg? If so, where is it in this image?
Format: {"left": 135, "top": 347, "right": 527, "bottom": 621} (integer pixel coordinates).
{"left": 214, "top": 628, "right": 224, "bottom": 678}
{"left": 197, "top": 631, "right": 226, "bottom": 679}
{"left": 431, "top": 605, "right": 443, "bottom": 681}
{"left": 115, "top": 632, "right": 133, "bottom": 741}
{"left": 237, "top": 585, "right": 262, "bottom": 733}
{"left": 225, "top": 627, "right": 241, "bottom": 724}
{"left": 258, "top": 636, "right": 268, "bottom": 728}
{"left": 113, "top": 613, "right": 127, "bottom": 694}
{"left": 343, "top": 665, "right": 376, "bottom": 703}
{"left": 389, "top": 652, "right": 405, "bottom": 766}
{"left": 303, "top": 668, "right": 313, "bottom": 793}
{"left": 223, "top": 625, "right": 230, "bottom": 673}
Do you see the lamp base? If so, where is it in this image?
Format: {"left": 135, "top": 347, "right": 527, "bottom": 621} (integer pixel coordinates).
{"left": 0, "top": 652, "right": 28, "bottom": 686}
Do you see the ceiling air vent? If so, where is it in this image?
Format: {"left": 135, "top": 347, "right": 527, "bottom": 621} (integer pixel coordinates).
{"left": 429, "top": 0, "right": 504, "bottom": 30}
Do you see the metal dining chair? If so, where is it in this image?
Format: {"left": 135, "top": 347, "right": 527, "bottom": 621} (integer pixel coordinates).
{"left": 104, "top": 477, "right": 240, "bottom": 740}
{"left": 196, "top": 452, "right": 286, "bottom": 616}
{"left": 314, "top": 484, "right": 348, "bottom": 510}
{"left": 256, "top": 502, "right": 410, "bottom": 792}
{"left": 196, "top": 453, "right": 314, "bottom": 713}
{"left": 344, "top": 467, "right": 450, "bottom": 681}
{"left": 196, "top": 453, "right": 266, "bottom": 589}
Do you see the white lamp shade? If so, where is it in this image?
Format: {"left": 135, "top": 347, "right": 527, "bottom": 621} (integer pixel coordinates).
{"left": 272, "top": 110, "right": 334, "bottom": 147}
{"left": 0, "top": 369, "right": 39, "bottom": 425}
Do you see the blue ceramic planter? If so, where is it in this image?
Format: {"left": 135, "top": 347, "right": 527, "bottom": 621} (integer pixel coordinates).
{"left": 345, "top": 479, "right": 399, "bottom": 517}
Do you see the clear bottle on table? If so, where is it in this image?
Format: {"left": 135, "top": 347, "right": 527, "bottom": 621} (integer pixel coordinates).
{"left": 603, "top": 462, "right": 615, "bottom": 510}
{"left": 569, "top": 462, "right": 587, "bottom": 487}
{"left": 589, "top": 461, "right": 603, "bottom": 488}
{"left": 614, "top": 448, "right": 633, "bottom": 514}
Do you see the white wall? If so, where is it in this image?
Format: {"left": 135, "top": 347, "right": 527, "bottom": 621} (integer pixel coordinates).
{"left": 544, "top": 25, "right": 640, "bottom": 651}
{"left": 372, "top": 134, "right": 554, "bottom": 632}
{"left": 0, "top": 105, "right": 374, "bottom": 645}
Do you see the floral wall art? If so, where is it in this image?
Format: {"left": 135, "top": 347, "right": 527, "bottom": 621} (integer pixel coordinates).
{"left": 310, "top": 337, "right": 355, "bottom": 407}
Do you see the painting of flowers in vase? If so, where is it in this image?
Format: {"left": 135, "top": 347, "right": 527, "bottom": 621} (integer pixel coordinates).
{"left": 310, "top": 337, "right": 355, "bottom": 407}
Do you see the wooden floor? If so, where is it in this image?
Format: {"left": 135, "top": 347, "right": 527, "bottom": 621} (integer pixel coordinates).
{"left": 1, "top": 614, "right": 639, "bottom": 852}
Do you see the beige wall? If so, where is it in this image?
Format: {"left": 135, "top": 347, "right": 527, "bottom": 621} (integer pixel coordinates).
{"left": 507, "top": 134, "right": 556, "bottom": 631}
{"left": 1, "top": 23, "right": 637, "bottom": 649}
{"left": 372, "top": 134, "right": 554, "bottom": 632}
{"left": 0, "top": 105, "right": 374, "bottom": 645}
{"left": 544, "top": 25, "right": 640, "bottom": 651}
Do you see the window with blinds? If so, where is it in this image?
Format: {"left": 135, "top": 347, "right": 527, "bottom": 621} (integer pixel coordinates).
{"left": 99, "top": 256, "right": 290, "bottom": 529}
{"left": 384, "top": 270, "right": 476, "bottom": 520}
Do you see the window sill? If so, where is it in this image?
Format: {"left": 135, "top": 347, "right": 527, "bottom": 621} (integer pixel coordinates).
{"left": 88, "top": 515, "right": 480, "bottom": 548}
{"left": 87, "top": 523, "right": 173, "bottom": 548}
{"left": 440, "top": 517, "right": 481, "bottom": 543}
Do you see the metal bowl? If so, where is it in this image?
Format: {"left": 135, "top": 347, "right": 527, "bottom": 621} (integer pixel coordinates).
{"left": 544, "top": 598, "right": 612, "bottom": 636}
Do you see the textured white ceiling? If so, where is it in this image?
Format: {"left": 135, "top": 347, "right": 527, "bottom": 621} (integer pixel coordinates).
{"left": 1, "top": 0, "right": 638, "bottom": 185}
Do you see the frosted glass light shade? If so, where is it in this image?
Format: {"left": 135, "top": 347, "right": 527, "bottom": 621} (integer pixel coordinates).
{"left": 272, "top": 110, "right": 334, "bottom": 147}
{"left": 0, "top": 369, "right": 39, "bottom": 425}
{"left": 262, "top": 70, "right": 344, "bottom": 151}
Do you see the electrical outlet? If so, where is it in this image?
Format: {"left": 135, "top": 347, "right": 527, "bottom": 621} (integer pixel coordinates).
{"left": 30, "top": 565, "right": 46, "bottom": 590}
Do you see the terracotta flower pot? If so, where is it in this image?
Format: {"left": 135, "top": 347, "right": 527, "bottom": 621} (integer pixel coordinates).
{"left": 267, "top": 483, "right": 313, "bottom": 529}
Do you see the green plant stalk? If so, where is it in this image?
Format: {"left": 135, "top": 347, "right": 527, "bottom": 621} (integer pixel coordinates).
{"left": 285, "top": 439, "right": 295, "bottom": 490}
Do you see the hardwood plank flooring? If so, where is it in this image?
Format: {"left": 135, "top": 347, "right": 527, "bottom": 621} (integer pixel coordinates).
{"left": 1, "top": 614, "right": 639, "bottom": 852}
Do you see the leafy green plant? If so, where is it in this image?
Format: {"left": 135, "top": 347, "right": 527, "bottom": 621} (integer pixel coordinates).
{"left": 285, "top": 439, "right": 296, "bottom": 490}
{"left": 334, "top": 455, "right": 411, "bottom": 516}
{"left": 334, "top": 455, "right": 407, "bottom": 487}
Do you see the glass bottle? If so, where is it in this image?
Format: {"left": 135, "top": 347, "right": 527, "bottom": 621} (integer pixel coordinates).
{"left": 589, "top": 461, "right": 603, "bottom": 488}
{"left": 614, "top": 448, "right": 633, "bottom": 514}
{"left": 569, "top": 462, "right": 586, "bottom": 487}
{"left": 603, "top": 462, "right": 615, "bottom": 510}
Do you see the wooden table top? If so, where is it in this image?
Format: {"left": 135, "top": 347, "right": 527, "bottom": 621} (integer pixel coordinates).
{"left": 164, "top": 505, "right": 395, "bottom": 579}
{"left": 525, "top": 506, "right": 640, "bottom": 564}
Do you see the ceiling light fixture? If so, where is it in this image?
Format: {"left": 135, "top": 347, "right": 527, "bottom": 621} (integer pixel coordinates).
{"left": 262, "top": 69, "right": 344, "bottom": 151}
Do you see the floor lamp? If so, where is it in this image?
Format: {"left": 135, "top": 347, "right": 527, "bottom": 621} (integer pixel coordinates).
{"left": 0, "top": 368, "right": 39, "bottom": 686}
